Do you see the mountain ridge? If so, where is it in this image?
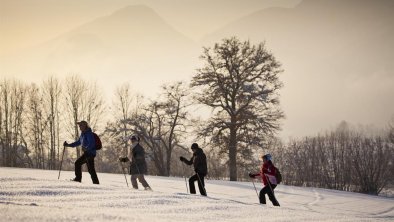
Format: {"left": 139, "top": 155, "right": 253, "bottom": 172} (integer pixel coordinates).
{"left": 0, "top": 4, "right": 200, "bottom": 99}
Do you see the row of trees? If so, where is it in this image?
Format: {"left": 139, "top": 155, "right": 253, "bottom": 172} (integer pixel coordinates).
{"left": 268, "top": 122, "right": 394, "bottom": 195}
{"left": 99, "top": 81, "right": 191, "bottom": 176}
{"left": 1, "top": 37, "right": 284, "bottom": 181}
{"left": 1, "top": 37, "right": 392, "bottom": 195}
{"left": 0, "top": 76, "right": 106, "bottom": 171}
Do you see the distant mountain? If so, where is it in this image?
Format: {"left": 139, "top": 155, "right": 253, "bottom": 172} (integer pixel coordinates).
{"left": 56, "top": 5, "right": 194, "bottom": 53}
{"left": 0, "top": 0, "right": 300, "bottom": 55}
{"left": 1, "top": 1, "right": 393, "bottom": 138}
{"left": 1, "top": 5, "right": 200, "bottom": 97}
{"left": 203, "top": 0, "right": 394, "bottom": 73}
{"left": 202, "top": 0, "right": 394, "bottom": 137}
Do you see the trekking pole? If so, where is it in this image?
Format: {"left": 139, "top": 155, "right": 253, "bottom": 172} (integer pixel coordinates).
{"left": 119, "top": 161, "right": 129, "bottom": 187}
{"left": 58, "top": 145, "right": 66, "bottom": 179}
{"left": 264, "top": 173, "right": 280, "bottom": 206}
{"left": 182, "top": 164, "right": 189, "bottom": 194}
{"left": 196, "top": 173, "right": 207, "bottom": 196}
{"left": 251, "top": 179, "right": 260, "bottom": 200}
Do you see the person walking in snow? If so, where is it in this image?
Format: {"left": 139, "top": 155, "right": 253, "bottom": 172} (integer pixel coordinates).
{"left": 249, "top": 154, "right": 280, "bottom": 206}
{"left": 63, "top": 120, "right": 100, "bottom": 184}
{"left": 179, "top": 143, "right": 207, "bottom": 196}
{"left": 119, "top": 135, "right": 151, "bottom": 190}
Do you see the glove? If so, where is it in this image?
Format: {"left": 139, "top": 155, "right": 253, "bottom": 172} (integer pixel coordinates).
{"left": 63, "top": 141, "right": 69, "bottom": 147}
{"left": 179, "top": 156, "right": 186, "bottom": 162}
{"left": 249, "top": 173, "right": 256, "bottom": 178}
{"left": 119, "top": 156, "right": 130, "bottom": 162}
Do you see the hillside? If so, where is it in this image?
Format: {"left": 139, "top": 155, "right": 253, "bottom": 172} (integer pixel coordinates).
{"left": 1, "top": 167, "right": 393, "bottom": 221}
{"left": 0, "top": 5, "right": 200, "bottom": 98}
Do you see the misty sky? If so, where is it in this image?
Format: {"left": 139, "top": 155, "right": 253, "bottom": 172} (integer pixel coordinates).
{"left": 1, "top": 0, "right": 393, "bottom": 140}
{"left": 0, "top": 0, "right": 301, "bottom": 55}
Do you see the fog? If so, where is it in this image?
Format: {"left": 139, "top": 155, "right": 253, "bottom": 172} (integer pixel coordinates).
{"left": 1, "top": 0, "right": 393, "bottom": 139}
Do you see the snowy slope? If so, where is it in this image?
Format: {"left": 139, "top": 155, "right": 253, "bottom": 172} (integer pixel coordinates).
{"left": 0, "top": 167, "right": 393, "bottom": 221}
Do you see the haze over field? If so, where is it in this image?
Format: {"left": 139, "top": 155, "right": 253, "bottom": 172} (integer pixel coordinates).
{"left": 1, "top": 0, "right": 393, "bottom": 138}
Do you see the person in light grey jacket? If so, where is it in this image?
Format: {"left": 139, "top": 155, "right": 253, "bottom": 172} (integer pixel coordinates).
{"left": 120, "top": 135, "right": 151, "bottom": 190}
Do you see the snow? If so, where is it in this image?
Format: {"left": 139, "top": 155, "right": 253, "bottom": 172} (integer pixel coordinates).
{"left": 1, "top": 167, "right": 393, "bottom": 221}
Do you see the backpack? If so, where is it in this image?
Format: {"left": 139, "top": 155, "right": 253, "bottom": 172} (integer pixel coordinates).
{"left": 93, "top": 132, "right": 102, "bottom": 150}
{"left": 274, "top": 167, "right": 282, "bottom": 184}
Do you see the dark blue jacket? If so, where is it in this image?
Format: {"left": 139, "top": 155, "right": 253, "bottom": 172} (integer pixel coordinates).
{"left": 68, "top": 128, "right": 96, "bottom": 157}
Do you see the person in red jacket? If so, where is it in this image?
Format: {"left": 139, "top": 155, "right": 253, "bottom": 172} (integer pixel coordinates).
{"left": 249, "top": 154, "right": 280, "bottom": 206}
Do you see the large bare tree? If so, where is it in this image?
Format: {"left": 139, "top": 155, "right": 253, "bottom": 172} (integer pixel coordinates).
{"left": 0, "top": 79, "right": 28, "bottom": 167}
{"left": 99, "top": 84, "right": 140, "bottom": 173}
{"left": 25, "top": 83, "right": 47, "bottom": 168}
{"left": 155, "top": 81, "right": 190, "bottom": 176}
{"left": 42, "top": 77, "right": 62, "bottom": 169}
{"left": 63, "top": 75, "right": 105, "bottom": 158}
{"left": 113, "top": 83, "right": 135, "bottom": 156}
{"left": 125, "top": 81, "right": 190, "bottom": 176}
{"left": 0, "top": 79, "right": 10, "bottom": 166}
{"left": 191, "top": 37, "right": 284, "bottom": 181}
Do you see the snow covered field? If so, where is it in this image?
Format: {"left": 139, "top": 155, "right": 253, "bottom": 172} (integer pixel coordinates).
{"left": 1, "top": 167, "right": 393, "bottom": 221}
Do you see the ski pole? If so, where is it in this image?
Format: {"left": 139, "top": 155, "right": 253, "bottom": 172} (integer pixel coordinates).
{"left": 119, "top": 161, "right": 129, "bottom": 187}
{"left": 264, "top": 173, "right": 280, "bottom": 206}
{"left": 251, "top": 179, "right": 260, "bottom": 200}
{"left": 132, "top": 157, "right": 152, "bottom": 190}
{"left": 196, "top": 173, "right": 207, "bottom": 196}
{"left": 182, "top": 164, "right": 189, "bottom": 194}
{"left": 58, "top": 145, "right": 66, "bottom": 179}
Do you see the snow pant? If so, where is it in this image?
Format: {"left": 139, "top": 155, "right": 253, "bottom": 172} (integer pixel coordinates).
{"left": 259, "top": 184, "right": 279, "bottom": 206}
{"left": 75, "top": 153, "right": 99, "bottom": 184}
{"left": 189, "top": 173, "right": 206, "bottom": 196}
{"left": 131, "top": 174, "right": 150, "bottom": 189}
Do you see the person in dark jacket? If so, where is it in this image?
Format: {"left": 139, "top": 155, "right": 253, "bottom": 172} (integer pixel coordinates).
{"left": 249, "top": 154, "right": 280, "bottom": 206}
{"left": 64, "top": 120, "right": 100, "bottom": 184}
{"left": 120, "top": 135, "right": 151, "bottom": 190}
{"left": 180, "top": 143, "right": 207, "bottom": 196}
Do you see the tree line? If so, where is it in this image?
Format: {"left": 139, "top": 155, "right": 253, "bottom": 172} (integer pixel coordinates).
{"left": 1, "top": 37, "right": 392, "bottom": 195}
{"left": 0, "top": 76, "right": 105, "bottom": 171}
{"left": 267, "top": 122, "right": 394, "bottom": 195}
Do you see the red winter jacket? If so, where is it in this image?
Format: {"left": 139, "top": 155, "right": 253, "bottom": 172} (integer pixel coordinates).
{"left": 257, "top": 160, "right": 277, "bottom": 185}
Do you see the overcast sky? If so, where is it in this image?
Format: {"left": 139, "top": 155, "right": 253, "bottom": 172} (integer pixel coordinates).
{"left": 1, "top": 0, "right": 393, "bottom": 140}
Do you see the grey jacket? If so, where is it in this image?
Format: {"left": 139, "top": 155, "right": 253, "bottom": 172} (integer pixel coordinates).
{"left": 128, "top": 143, "right": 147, "bottom": 175}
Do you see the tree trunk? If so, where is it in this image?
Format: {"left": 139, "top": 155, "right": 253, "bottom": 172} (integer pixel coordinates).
{"left": 74, "top": 111, "right": 80, "bottom": 158}
{"left": 229, "top": 123, "right": 237, "bottom": 181}
{"left": 166, "top": 145, "right": 172, "bottom": 176}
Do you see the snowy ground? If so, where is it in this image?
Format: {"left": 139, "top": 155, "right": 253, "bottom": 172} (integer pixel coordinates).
{"left": 0, "top": 167, "right": 393, "bottom": 221}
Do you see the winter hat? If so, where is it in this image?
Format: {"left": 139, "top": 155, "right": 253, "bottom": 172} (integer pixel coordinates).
{"left": 130, "top": 135, "right": 140, "bottom": 142}
{"left": 77, "top": 120, "right": 89, "bottom": 128}
{"left": 262, "top": 154, "right": 272, "bottom": 161}
{"left": 191, "top": 143, "right": 199, "bottom": 150}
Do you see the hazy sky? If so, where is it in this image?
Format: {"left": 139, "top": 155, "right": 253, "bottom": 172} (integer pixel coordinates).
{"left": 0, "top": 0, "right": 301, "bottom": 55}
{"left": 1, "top": 0, "right": 393, "bottom": 140}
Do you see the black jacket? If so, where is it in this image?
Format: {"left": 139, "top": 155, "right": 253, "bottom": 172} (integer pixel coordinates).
{"left": 183, "top": 148, "right": 207, "bottom": 176}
